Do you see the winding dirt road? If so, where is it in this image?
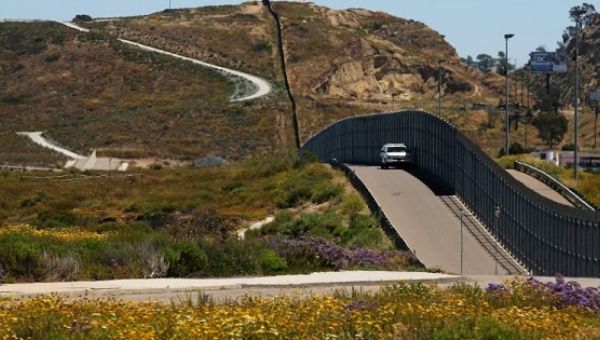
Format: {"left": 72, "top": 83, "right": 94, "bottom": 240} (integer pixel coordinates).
{"left": 61, "top": 22, "right": 271, "bottom": 102}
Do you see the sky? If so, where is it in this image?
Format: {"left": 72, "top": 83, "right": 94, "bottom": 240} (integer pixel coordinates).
{"left": 2, "top": 0, "right": 591, "bottom": 66}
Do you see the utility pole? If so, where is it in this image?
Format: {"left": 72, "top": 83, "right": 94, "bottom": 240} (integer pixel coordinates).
{"left": 438, "top": 58, "right": 445, "bottom": 116}
{"left": 526, "top": 63, "right": 531, "bottom": 150}
{"left": 595, "top": 103, "right": 599, "bottom": 150}
{"left": 459, "top": 206, "right": 464, "bottom": 277}
{"left": 574, "top": 18, "right": 581, "bottom": 179}
{"left": 169, "top": 0, "right": 172, "bottom": 10}
{"left": 504, "top": 34, "right": 515, "bottom": 155}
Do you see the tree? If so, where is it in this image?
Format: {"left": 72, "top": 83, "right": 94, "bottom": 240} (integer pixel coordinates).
{"left": 563, "top": 3, "right": 597, "bottom": 47}
{"left": 570, "top": 3, "right": 596, "bottom": 26}
{"left": 534, "top": 111, "right": 569, "bottom": 148}
{"left": 476, "top": 54, "right": 494, "bottom": 71}
{"left": 73, "top": 14, "right": 93, "bottom": 22}
{"left": 466, "top": 55, "right": 474, "bottom": 66}
{"left": 495, "top": 51, "right": 514, "bottom": 75}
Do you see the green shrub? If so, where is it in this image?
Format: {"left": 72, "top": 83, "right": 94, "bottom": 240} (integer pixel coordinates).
{"left": 202, "top": 238, "right": 263, "bottom": 276}
{"left": 0, "top": 232, "right": 48, "bottom": 280}
{"left": 126, "top": 201, "right": 180, "bottom": 228}
{"left": 34, "top": 211, "right": 79, "bottom": 229}
{"left": 292, "top": 150, "right": 319, "bottom": 169}
{"left": 310, "top": 182, "right": 343, "bottom": 204}
{"left": 258, "top": 249, "right": 287, "bottom": 273}
{"left": 275, "top": 163, "right": 340, "bottom": 207}
{"left": 473, "top": 317, "right": 528, "bottom": 339}
{"left": 20, "top": 192, "right": 48, "bottom": 208}
{"left": 165, "top": 241, "right": 208, "bottom": 277}
{"left": 341, "top": 214, "right": 382, "bottom": 248}
{"left": 338, "top": 193, "right": 365, "bottom": 218}
{"left": 252, "top": 41, "right": 271, "bottom": 53}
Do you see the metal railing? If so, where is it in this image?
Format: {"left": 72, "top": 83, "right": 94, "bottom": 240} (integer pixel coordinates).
{"left": 302, "top": 110, "right": 600, "bottom": 276}
{"left": 514, "top": 161, "right": 596, "bottom": 211}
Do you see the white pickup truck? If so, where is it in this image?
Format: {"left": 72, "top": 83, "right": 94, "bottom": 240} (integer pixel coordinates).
{"left": 380, "top": 143, "right": 412, "bottom": 169}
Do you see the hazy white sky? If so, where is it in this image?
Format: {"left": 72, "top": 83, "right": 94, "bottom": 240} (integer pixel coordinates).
{"left": 2, "top": 1, "right": 591, "bottom": 66}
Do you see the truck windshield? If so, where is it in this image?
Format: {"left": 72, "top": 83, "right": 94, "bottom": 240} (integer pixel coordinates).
{"left": 387, "top": 147, "right": 406, "bottom": 152}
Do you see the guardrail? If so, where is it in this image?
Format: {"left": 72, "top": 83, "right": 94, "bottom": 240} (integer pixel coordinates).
{"left": 514, "top": 161, "right": 596, "bottom": 211}
{"left": 302, "top": 110, "right": 600, "bottom": 276}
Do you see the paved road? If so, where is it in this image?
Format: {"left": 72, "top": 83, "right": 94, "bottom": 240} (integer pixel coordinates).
{"left": 17, "top": 132, "right": 85, "bottom": 159}
{"left": 61, "top": 22, "right": 271, "bottom": 102}
{"left": 2, "top": 272, "right": 599, "bottom": 302}
{"left": 507, "top": 169, "right": 573, "bottom": 207}
{"left": 349, "top": 165, "right": 519, "bottom": 275}
{"left": 0, "top": 271, "right": 456, "bottom": 299}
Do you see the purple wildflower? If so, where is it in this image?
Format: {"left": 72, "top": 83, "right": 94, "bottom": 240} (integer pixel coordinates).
{"left": 532, "top": 274, "right": 600, "bottom": 313}
{"left": 267, "top": 236, "right": 416, "bottom": 270}
{"left": 486, "top": 283, "right": 506, "bottom": 293}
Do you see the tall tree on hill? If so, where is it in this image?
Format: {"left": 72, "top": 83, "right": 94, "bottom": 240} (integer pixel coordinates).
{"left": 476, "top": 54, "right": 493, "bottom": 71}
{"left": 496, "top": 51, "right": 514, "bottom": 75}
{"left": 563, "top": 3, "right": 596, "bottom": 50}
{"left": 534, "top": 111, "right": 569, "bottom": 148}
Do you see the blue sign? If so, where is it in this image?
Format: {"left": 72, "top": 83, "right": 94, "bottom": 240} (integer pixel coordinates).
{"left": 529, "top": 52, "right": 567, "bottom": 74}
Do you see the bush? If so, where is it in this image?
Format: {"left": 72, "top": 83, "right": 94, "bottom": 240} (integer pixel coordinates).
{"left": 338, "top": 193, "right": 365, "bottom": 218}
{"left": 341, "top": 214, "right": 382, "bottom": 248}
{"left": 258, "top": 249, "right": 287, "bottom": 273}
{"left": 202, "top": 238, "right": 263, "bottom": 276}
{"left": 164, "top": 241, "right": 207, "bottom": 277}
{"left": 252, "top": 41, "right": 271, "bottom": 53}
{"left": 40, "top": 251, "right": 80, "bottom": 281}
{"left": 310, "top": 182, "right": 343, "bottom": 204}
{"left": 508, "top": 142, "right": 526, "bottom": 155}
{"left": 561, "top": 143, "right": 575, "bottom": 151}
{"left": 0, "top": 232, "right": 45, "bottom": 280}
{"left": 275, "top": 163, "right": 340, "bottom": 207}
{"left": 73, "top": 14, "right": 93, "bottom": 22}
{"left": 34, "top": 211, "right": 79, "bottom": 229}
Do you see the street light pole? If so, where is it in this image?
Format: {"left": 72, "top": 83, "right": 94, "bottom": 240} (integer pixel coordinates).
{"left": 526, "top": 63, "right": 531, "bottom": 149}
{"left": 438, "top": 58, "right": 445, "bottom": 116}
{"left": 504, "top": 34, "right": 514, "bottom": 155}
{"left": 460, "top": 211, "right": 464, "bottom": 276}
{"left": 574, "top": 19, "right": 581, "bottom": 179}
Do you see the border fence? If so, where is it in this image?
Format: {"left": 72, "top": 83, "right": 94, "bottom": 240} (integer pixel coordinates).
{"left": 302, "top": 110, "right": 600, "bottom": 276}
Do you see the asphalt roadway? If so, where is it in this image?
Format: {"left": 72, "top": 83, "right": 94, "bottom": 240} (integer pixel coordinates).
{"left": 507, "top": 169, "right": 573, "bottom": 206}
{"left": 349, "top": 165, "right": 510, "bottom": 275}
{"left": 2, "top": 272, "right": 599, "bottom": 303}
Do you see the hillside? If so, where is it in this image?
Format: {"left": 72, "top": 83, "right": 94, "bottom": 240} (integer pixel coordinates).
{"left": 1, "top": 2, "right": 511, "bottom": 167}
{"left": 526, "top": 13, "right": 600, "bottom": 151}
{"left": 0, "top": 21, "right": 293, "bottom": 166}
{"left": 81, "top": 2, "right": 508, "bottom": 150}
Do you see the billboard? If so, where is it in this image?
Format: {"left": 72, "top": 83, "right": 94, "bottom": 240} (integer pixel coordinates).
{"left": 529, "top": 52, "right": 567, "bottom": 74}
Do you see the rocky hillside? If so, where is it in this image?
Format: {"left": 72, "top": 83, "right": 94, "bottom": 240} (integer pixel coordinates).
{"left": 83, "top": 1, "right": 505, "bottom": 144}
{"left": 1, "top": 2, "right": 511, "bottom": 166}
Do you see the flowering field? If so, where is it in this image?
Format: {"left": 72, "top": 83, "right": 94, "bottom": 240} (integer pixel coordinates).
{"left": 0, "top": 156, "right": 420, "bottom": 283}
{"left": 2, "top": 276, "right": 599, "bottom": 339}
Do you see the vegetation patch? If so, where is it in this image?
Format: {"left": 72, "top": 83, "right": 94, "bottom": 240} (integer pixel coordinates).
{"left": 1, "top": 277, "right": 600, "bottom": 338}
{"left": 0, "top": 156, "right": 415, "bottom": 282}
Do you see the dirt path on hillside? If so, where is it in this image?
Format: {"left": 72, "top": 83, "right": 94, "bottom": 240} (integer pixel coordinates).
{"left": 61, "top": 22, "right": 272, "bottom": 102}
